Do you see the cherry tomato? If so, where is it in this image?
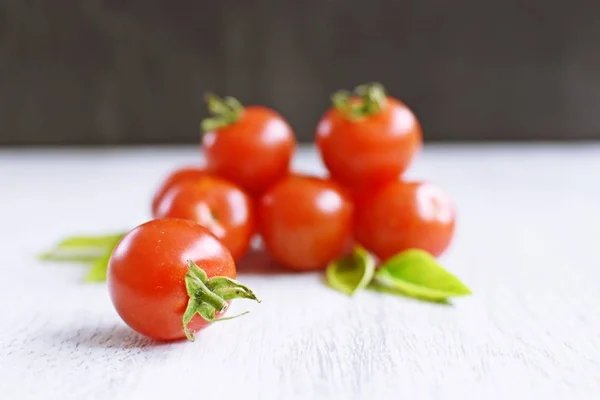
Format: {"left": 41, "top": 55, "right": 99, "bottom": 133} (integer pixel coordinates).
{"left": 151, "top": 167, "right": 205, "bottom": 216}
{"left": 108, "top": 218, "right": 258, "bottom": 341}
{"left": 153, "top": 176, "right": 255, "bottom": 260}
{"left": 258, "top": 175, "right": 353, "bottom": 270}
{"left": 201, "top": 94, "right": 296, "bottom": 196}
{"left": 354, "top": 180, "right": 455, "bottom": 260}
{"left": 316, "top": 83, "right": 422, "bottom": 189}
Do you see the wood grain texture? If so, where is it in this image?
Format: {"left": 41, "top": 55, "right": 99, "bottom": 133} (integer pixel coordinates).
{"left": 2, "top": 0, "right": 600, "bottom": 145}
{"left": 1, "top": 145, "right": 600, "bottom": 399}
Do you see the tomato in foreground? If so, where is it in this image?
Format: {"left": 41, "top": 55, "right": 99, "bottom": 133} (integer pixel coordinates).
{"left": 354, "top": 181, "right": 455, "bottom": 260}
{"left": 151, "top": 166, "right": 205, "bottom": 216}
{"left": 153, "top": 176, "right": 255, "bottom": 260}
{"left": 316, "top": 83, "right": 422, "bottom": 190}
{"left": 258, "top": 175, "right": 353, "bottom": 271}
{"left": 107, "top": 218, "right": 259, "bottom": 341}
{"left": 201, "top": 94, "right": 296, "bottom": 196}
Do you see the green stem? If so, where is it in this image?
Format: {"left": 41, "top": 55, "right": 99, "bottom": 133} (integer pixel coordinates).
{"left": 186, "top": 270, "right": 229, "bottom": 312}
{"left": 331, "top": 82, "right": 388, "bottom": 120}
{"left": 200, "top": 93, "right": 244, "bottom": 132}
{"left": 183, "top": 260, "right": 260, "bottom": 341}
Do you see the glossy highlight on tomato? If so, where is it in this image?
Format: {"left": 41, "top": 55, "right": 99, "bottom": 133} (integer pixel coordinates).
{"left": 258, "top": 175, "right": 353, "bottom": 271}
{"left": 107, "top": 219, "right": 236, "bottom": 341}
{"left": 354, "top": 180, "right": 455, "bottom": 260}
{"left": 202, "top": 96, "right": 296, "bottom": 196}
{"left": 153, "top": 176, "right": 255, "bottom": 260}
{"left": 316, "top": 83, "right": 422, "bottom": 189}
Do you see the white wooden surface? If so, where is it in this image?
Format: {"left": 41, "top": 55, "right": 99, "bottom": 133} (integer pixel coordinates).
{"left": 1, "top": 144, "right": 600, "bottom": 400}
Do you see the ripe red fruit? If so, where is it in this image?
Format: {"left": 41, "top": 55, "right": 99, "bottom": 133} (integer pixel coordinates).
{"left": 258, "top": 175, "right": 353, "bottom": 270}
{"left": 108, "top": 219, "right": 259, "bottom": 341}
{"left": 354, "top": 180, "right": 455, "bottom": 260}
{"left": 151, "top": 167, "right": 205, "bottom": 216}
{"left": 153, "top": 176, "right": 255, "bottom": 260}
{"left": 201, "top": 94, "right": 296, "bottom": 196}
{"left": 316, "top": 83, "right": 422, "bottom": 189}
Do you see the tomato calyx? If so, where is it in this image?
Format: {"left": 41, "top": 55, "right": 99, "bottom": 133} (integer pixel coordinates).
{"left": 183, "top": 260, "right": 260, "bottom": 341}
{"left": 331, "top": 82, "right": 387, "bottom": 120}
{"left": 200, "top": 93, "right": 244, "bottom": 132}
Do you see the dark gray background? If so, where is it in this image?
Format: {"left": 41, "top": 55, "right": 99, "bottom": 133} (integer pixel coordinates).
{"left": 1, "top": 0, "right": 599, "bottom": 145}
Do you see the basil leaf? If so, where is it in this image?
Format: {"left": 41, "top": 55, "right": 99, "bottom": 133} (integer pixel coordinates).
{"left": 39, "top": 233, "right": 124, "bottom": 283}
{"left": 83, "top": 252, "right": 112, "bottom": 283}
{"left": 54, "top": 234, "right": 124, "bottom": 249}
{"left": 326, "top": 246, "right": 376, "bottom": 295}
{"left": 367, "top": 281, "right": 452, "bottom": 305}
{"left": 38, "top": 233, "right": 124, "bottom": 263}
{"left": 38, "top": 250, "right": 104, "bottom": 263}
{"left": 374, "top": 249, "right": 471, "bottom": 301}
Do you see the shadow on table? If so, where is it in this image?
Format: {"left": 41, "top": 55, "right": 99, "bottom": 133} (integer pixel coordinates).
{"left": 52, "top": 324, "right": 171, "bottom": 350}
{"left": 235, "top": 247, "right": 303, "bottom": 276}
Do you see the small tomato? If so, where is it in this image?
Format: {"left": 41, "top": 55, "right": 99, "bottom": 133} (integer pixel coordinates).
{"left": 354, "top": 180, "right": 455, "bottom": 260}
{"left": 153, "top": 176, "right": 255, "bottom": 261}
{"left": 107, "top": 219, "right": 259, "bottom": 341}
{"left": 258, "top": 175, "right": 353, "bottom": 271}
{"left": 151, "top": 167, "right": 205, "bottom": 216}
{"left": 201, "top": 94, "right": 296, "bottom": 196}
{"left": 316, "top": 83, "right": 422, "bottom": 189}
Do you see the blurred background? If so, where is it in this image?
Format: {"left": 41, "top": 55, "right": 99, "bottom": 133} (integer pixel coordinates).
{"left": 1, "top": 0, "right": 600, "bottom": 146}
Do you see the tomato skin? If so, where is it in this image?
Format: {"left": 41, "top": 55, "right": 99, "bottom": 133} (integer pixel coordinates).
{"left": 202, "top": 106, "right": 296, "bottom": 196}
{"left": 153, "top": 176, "right": 255, "bottom": 261}
{"left": 151, "top": 167, "right": 205, "bottom": 216}
{"left": 258, "top": 175, "right": 353, "bottom": 271}
{"left": 316, "top": 97, "right": 422, "bottom": 189}
{"left": 354, "top": 181, "right": 455, "bottom": 260}
{"left": 107, "top": 219, "right": 236, "bottom": 341}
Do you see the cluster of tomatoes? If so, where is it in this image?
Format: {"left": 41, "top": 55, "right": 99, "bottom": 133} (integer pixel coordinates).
{"left": 151, "top": 83, "right": 455, "bottom": 271}
{"left": 54, "top": 83, "right": 457, "bottom": 342}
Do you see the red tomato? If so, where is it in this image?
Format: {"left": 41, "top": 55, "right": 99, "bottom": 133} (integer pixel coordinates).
{"left": 354, "top": 181, "right": 455, "bottom": 260}
{"left": 258, "top": 175, "right": 353, "bottom": 270}
{"left": 316, "top": 83, "right": 422, "bottom": 189}
{"left": 151, "top": 167, "right": 205, "bottom": 216}
{"left": 201, "top": 96, "right": 296, "bottom": 196}
{"left": 153, "top": 176, "right": 255, "bottom": 260}
{"left": 108, "top": 218, "right": 258, "bottom": 341}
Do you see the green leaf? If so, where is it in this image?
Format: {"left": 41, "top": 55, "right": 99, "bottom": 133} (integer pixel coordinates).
{"left": 54, "top": 234, "right": 124, "bottom": 249}
{"left": 331, "top": 82, "right": 387, "bottom": 120}
{"left": 367, "top": 281, "right": 452, "bottom": 305}
{"left": 184, "top": 261, "right": 227, "bottom": 312}
{"left": 83, "top": 253, "right": 112, "bottom": 283}
{"left": 38, "top": 251, "right": 103, "bottom": 263}
{"left": 326, "top": 246, "right": 376, "bottom": 295}
{"left": 201, "top": 93, "right": 243, "bottom": 132}
{"left": 182, "top": 298, "right": 203, "bottom": 341}
{"left": 374, "top": 249, "right": 471, "bottom": 301}
{"left": 197, "top": 302, "right": 217, "bottom": 322}
{"left": 38, "top": 233, "right": 123, "bottom": 263}
{"left": 39, "top": 233, "right": 124, "bottom": 282}
{"left": 208, "top": 276, "right": 260, "bottom": 302}
{"left": 186, "top": 260, "right": 210, "bottom": 288}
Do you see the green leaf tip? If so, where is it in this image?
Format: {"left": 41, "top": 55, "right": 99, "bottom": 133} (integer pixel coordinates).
{"left": 374, "top": 249, "right": 472, "bottom": 301}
